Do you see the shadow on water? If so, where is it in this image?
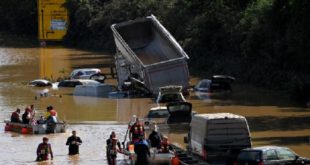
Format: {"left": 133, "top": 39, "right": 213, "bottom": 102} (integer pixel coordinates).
{"left": 253, "top": 136, "right": 309, "bottom": 145}
{"left": 247, "top": 116, "right": 310, "bottom": 131}
{"left": 68, "top": 54, "right": 114, "bottom": 61}
{"left": 189, "top": 83, "right": 305, "bottom": 109}
{"left": 0, "top": 32, "right": 39, "bottom": 48}
{"left": 72, "top": 63, "right": 115, "bottom": 69}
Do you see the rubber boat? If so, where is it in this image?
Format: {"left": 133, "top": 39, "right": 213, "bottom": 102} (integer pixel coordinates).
{"left": 4, "top": 120, "right": 66, "bottom": 134}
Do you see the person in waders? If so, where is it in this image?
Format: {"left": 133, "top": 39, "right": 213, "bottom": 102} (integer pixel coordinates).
{"left": 66, "top": 130, "right": 82, "bottom": 155}
{"left": 159, "top": 136, "right": 172, "bottom": 153}
{"left": 106, "top": 131, "right": 121, "bottom": 165}
{"left": 129, "top": 118, "right": 145, "bottom": 144}
{"left": 36, "top": 137, "right": 53, "bottom": 161}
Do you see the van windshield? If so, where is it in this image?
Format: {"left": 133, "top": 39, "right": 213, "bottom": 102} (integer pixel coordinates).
{"left": 238, "top": 151, "right": 261, "bottom": 161}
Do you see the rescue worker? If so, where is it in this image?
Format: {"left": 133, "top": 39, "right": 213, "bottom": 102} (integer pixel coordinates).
{"left": 134, "top": 135, "right": 150, "bottom": 165}
{"left": 160, "top": 136, "right": 172, "bottom": 153}
{"left": 129, "top": 117, "right": 145, "bottom": 144}
{"left": 11, "top": 108, "right": 21, "bottom": 123}
{"left": 45, "top": 105, "right": 57, "bottom": 118}
{"left": 45, "top": 105, "right": 58, "bottom": 133}
{"left": 36, "top": 137, "right": 53, "bottom": 161}
{"left": 148, "top": 124, "right": 162, "bottom": 149}
{"left": 66, "top": 130, "right": 82, "bottom": 155}
{"left": 106, "top": 131, "right": 121, "bottom": 165}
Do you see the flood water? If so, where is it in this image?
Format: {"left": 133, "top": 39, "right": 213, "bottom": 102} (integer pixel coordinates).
{"left": 0, "top": 46, "right": 309, "bottom": 164}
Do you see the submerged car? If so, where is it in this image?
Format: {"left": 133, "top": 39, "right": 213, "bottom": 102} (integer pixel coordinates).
{"left": 145, "top": 102, "right": 195, "bottom": 124}
{"left": 70, "top": 68, "right": 101, "bottom": 79}
{"left": 156, "top": 86, "right": 186, "bottom": 103}
{"left": 146, "top": 106, "right": 170, "bottom": 118}
{"left": 58, "top": 79, "right": 100, "bottom": 87}
{"left": 29, "top": 79, "right": 52, "bottom": 87}
{"left": 73, "top": 84, "right": 117, "bottom": 97}
{"left": 194, "top": 75, "right": 235, "bottom": 93}
{"left": 235, "top": 146, "right": 310, "bottom": 165}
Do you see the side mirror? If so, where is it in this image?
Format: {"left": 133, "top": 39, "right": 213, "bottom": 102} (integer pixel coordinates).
{"left": 184, "top": 136, "right": 188, "bottom": 143}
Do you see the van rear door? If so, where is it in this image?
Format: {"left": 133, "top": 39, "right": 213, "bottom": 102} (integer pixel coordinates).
{"left": 205, "top": 119, "right": 251, "bottom": 161}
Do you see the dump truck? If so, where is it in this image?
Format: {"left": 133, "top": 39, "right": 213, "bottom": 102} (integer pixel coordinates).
{"left": 111, "top": 15, "right": 190, "bottom": 95}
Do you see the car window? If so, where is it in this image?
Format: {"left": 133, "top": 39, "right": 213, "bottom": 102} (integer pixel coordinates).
{"left": 161, "top": 94, "right": 181, "bottom": 103}
{"left": 200, "top": 81, "right": 210, "bottom": 88}
{"left": 85, "top": 71, "right": 97, "bottom": 75}
{"left": 266, "top": 150, "right": 278, "bottom": 160}
{"left": 147, "top": 110, "right": 169, "bottom": 118}
{"left": 238, "top": 151, "right": 261, "bottom": 161}
{"left": 276, "top": 148, "right": 296, "bottom": 160}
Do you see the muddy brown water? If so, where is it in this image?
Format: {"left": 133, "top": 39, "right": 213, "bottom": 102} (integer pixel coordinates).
{"left": 0, "top": 46, "right": 309, "bottom": 164}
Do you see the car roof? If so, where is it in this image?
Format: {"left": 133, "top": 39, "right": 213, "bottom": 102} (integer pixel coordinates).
{"left": 30, "top": 79, "right": 51, "bottom": 84}
{"left": 159, "top": 85, "right": 182, "bottom": 93}
{"left": 150, "top": 106, "right": 167, "bottom": 111}
{"left": 71, "top": 68, "right": 101, "bottom": 75}
{"left": 72, "top": 68, "right": 100, "bottom": 72}
{"left": 242, "top": 146, "right": 290, "bottom": 152}
{"left": 198, "top": 79, "right": 212, "bottom": 83}
{"left": 194, "top": 113, "right": 246, "bottom": 120}
{"left": 64, "top": 79, "right": 100, "bottom": 84}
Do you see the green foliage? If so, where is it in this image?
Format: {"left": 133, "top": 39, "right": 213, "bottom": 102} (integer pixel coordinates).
{"left": 0, "top": 0, "right": 37, "bottom": 35}
{"left": 63, "top": 0, "right": 310, "bottom": 98}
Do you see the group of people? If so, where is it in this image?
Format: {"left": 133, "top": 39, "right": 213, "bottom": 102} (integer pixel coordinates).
{"left": 106, "top": 117, "right": 172, "bottom": 165}
{"left": 36, "top": 130, "right": 82, "bottom": 162}
{"left": 10, "top": 105, "right": 35, "bottom": 124}
{"left": 10, "top": 105, "right": 58, "bottom": 125}
{"left": 12, "top": 111, "right": 171, "bottom": 164}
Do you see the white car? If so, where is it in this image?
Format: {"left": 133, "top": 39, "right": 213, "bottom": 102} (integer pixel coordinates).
{"left": 145, "top": 102, "right": 195, "bottom": 125}
{"left": 146, "top": 106, "right": 170, "bottom": 118}
{"left": 70, "top": 68, "right": 101, "bottom": 79}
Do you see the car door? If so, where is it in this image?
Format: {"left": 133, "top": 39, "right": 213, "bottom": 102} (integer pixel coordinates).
{"left": 275, "top": 148, "right": 297, "bottom": 165}
{"left": 264, "top": 149, "right": 280, "bottom": 165}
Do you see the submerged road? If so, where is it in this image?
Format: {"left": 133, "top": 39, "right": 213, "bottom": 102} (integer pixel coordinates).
{"left": 0, "top": 46, "right": 309, "bottom": 164}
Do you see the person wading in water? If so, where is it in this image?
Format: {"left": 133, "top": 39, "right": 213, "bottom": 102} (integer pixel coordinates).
{"left": 106, "top": 131, "right": 122, "bottom": 165}
{"left": 66, "top": 130, "right": 82, "bottom": 155}
{"left": 36, "top": 137, "right": 53, "bottom": 161}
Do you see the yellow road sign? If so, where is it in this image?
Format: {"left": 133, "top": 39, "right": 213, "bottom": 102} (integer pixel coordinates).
{"left": 38, "top": 0, "right": 68, "bottom": 41}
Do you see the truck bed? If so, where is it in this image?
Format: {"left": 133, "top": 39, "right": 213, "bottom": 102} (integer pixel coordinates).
{"left": 111, "top": 15, "right": 188, "bottom": 66}
{"left": 111, "top": 15, "right": 190, "bottom": 94}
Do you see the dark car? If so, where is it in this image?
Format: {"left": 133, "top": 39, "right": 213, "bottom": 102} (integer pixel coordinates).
{"left": 235, "top": 146, "right": 310, "bottom": 165}
{"left": 194, "top": 75, "right": 235, "bottom": 93}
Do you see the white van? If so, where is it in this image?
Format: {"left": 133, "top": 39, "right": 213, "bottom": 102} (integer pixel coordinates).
{"left": 186, "top": 113, "right": 251, "bottom": 164}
